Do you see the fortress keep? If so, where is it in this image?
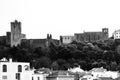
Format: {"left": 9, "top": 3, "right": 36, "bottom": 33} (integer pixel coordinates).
{"left": 11, "top": 20, "right": 26, "bottom": 47}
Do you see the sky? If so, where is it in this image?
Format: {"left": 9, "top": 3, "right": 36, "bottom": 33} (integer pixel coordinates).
{"left": 0, "top": 0, "right": 120, "bottom": 39}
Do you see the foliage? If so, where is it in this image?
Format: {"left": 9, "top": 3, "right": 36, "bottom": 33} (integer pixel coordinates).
{"left": 1, "top": 39, "right": 120, "bottom": 71}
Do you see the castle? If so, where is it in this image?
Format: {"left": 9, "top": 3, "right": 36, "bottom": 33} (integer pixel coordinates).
{"left": 11, "top": 20, "right": 60, "bottom": 48}
{"left": 0, "top": 20, "right": 109, "bottom": 47}
{"left": 21, "top": 34, "right": 60, "bottom": 48}
{"left": 60, "top": 28, "right": 109, "bottom": 44}
{"left": 74, "top": 28, "right": 108, "bottom": 42}
{"left": 11, "top": 20, "right": 26, "bottom": 47}
{"left": 0, "top": 20, "right": 60, "bottom": 48}
{"left": 0, "top": 20, "right": 26, "bottom": 47}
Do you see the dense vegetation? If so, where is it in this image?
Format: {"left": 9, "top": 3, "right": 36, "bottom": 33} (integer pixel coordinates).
{"left": 0, "top": 39, "right": 120, "bottom": 71}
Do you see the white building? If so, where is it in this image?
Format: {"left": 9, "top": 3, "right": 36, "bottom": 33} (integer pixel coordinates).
{"left": 104, "top": 71, "right": 119, "bottom": 79}
{"left": 60, "top": 35, "right": 74, "bottom": 44}
{"left": 0, "top": 58, "right": 48, "bottom": 80}
{"left": 32, "top": 74, "right": 45, "bottom": 80}
{"left": 80, "top": 75, "right": 100, "bottom": 80}
{"left": 46, "top": 71, "right": 75, "bottom": 80}
{"left": 68, "top": 66, "right": 84, "bottom": 73}
{"left": 0, "top": 58, "right": 32, "bottom": 80}
{"left": 113, "top": 29, "right": 120, "bottom": 39}
{"left": 89, "top": 67, "right": 119, "bottom": 79}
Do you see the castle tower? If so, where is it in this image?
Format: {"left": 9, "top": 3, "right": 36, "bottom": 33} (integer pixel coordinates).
{"left": 11, "top": 20, "right": 21, "bottom": 47}
{"left": 102, "top": 28, "right": 109, "bottom": 39}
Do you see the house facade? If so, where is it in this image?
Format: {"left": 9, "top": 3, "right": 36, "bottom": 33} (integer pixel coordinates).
{"left": 0, "top": 58, "right": 47, "bottom": 80}
{"left": 46, "top": 71, "right": 75, "bottom": 80}
{"left": 113, "top": 29, "right": 120, "bottom": 39}
{"left": 0, "top": 58, "right": 31, "bottom": 80}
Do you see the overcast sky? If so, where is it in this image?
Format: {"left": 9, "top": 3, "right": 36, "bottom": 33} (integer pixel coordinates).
{"left": 0, "top": 0, "right": 120, "bottom": 39}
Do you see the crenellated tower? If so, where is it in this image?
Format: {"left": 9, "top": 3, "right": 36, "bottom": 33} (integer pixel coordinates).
{"left": 102, "top": 28, "right": 109, "bottom": 40}
{"left": 11, "top": 20, "right": 22, "bottom": 47}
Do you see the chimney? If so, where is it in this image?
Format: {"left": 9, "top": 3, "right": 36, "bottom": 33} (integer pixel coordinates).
{"left": 1, "top": 57, "right": 8, "bottom": 61}
{"left": 9, "top": 58, "right": 12, "bottom": 62}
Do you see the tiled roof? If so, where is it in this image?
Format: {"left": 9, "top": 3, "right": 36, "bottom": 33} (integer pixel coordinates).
{"left": 68, "top": 66, "right": 84, "bottom": 73}
{"left": 113, "top": 29, "right": 120, "bottom": 35}
{"left": 47, "top": 71, "right": 75, "bottom": 78}
{"left": 34, "top": 68, "right": 51, "bottom": 74}
{"left": 89, "top": 67, "right": 107, "bottom": 72}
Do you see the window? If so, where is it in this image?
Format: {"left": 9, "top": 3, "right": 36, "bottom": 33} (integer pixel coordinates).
{"left": 2, "top": 76, "right": 7, "bottom": 79}
{"left": 3, "top": 65, "right": 7, "bottom": 72}
{"left": 32, "top": 77, "right": 34, "bottom": 80}
{"left": 38, "top": 77, "right": 40, "bottom": 80}
{"left": 16, "top": 73, "right": 20, "bottom": 80}
{"left": 65, "top": 37, "right": 66, "bottom": 39}
{"left": 68, "top": 37, "right": 69, "bottom": 39}
{"left": 18, "top": 65, "right": 22, "bottom": 72}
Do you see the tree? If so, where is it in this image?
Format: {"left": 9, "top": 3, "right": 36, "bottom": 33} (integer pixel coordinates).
{"left": 48, "top": 43, "right": 58, "bottom": 60}
{"left": 56, "top": 59, "right": 67, "bottom": 70}
{"left": 116, "top": 45, "right": 120, "bottom": 54}
{"left": 33, "top": 57, "right": 51, "bottom": 69}
{"left": 51, "top": 61, "right": 59, "bottom": 70}
{"left": 61, "top": 63, "right": 71, "bottom": 70}
{"left": 117, "top": 63, "right": 120, "bottom": 72}
{"left": 33, "top": 47, "right": 44, "bottom": 57}
{"left": 98, "top": 60, "right": 107, "bottom": 68}
{"left": 110, "top": 61, "right": 117, "bottom": 71}
{"left": 92, "top": 61, "right": 99, "bottom": 68}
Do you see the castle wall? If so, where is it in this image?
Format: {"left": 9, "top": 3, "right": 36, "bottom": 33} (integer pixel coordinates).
{"left": 74, "top": 28, "right": 108, "bottom": 42}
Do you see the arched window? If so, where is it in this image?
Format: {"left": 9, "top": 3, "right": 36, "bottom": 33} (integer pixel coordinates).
{"left": 18, "top": 65, "right": 22, "bottom": 72}
{"left": 38, "top": 77, "right": 39, "bottom": 80}
{"left": 32, "top": 77, "right": 34, "bottom": 80}
{"left": 3, "top": 65, "right": 7, "bottom": 72}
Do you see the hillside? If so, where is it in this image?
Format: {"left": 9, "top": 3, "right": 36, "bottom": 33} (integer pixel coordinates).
{"left": 0, "top": 39, "right": 120, "bottom": 71}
